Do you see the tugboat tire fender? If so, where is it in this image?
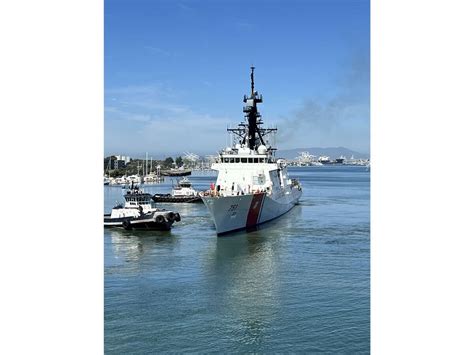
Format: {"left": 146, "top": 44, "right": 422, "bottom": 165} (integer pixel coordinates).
{"left": 174, "top": 213, "right": 181, "bottom": 222}
{"left": 166, "top": 212, "right": 175, "bottom": 222}
{"left": 122, "top": 220, "right": 132, "bottom": 230}
{"left": 156, "top": 215, "right": 165, "bottom": 224}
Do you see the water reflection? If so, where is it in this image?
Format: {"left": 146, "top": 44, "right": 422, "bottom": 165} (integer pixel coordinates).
{"left": 208, "top": 235, "right": 275, "bottom": 346}
{"left": 202, "top": 206, "right": 302, "bottom": 347}
{"left": 108, "top": 229, "right": 176, "bottom": 262}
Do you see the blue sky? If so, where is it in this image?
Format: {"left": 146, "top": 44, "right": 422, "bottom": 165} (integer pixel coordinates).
{"left": 105, "top": 0, "right": 370, "bottom": 158}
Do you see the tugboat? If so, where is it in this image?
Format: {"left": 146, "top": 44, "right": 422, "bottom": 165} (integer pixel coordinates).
{"left": 152, "top": 177, "right": 203, "bottom": 203}
{"left": 104, "top": 183, "right": 181, "bottom": 230}
{"left": 318, "top": 155, "right": 331, "bottom": 164}
{"left": 200, "top": 67, "right": 302, "bottom": 235}
{"left": 335, "top": 155, "right": 346, "bottom": 164}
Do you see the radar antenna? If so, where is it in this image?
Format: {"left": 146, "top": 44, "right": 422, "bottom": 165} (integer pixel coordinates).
{"left": 227, "top": 67, "right": 277, "bottom": 153}
{"left": 250, "top": 66, "right": 255, "bottom": 96}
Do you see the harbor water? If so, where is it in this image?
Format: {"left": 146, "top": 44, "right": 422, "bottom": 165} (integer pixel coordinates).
{"left": 104, "top": 166, "right": 370, "bottom": 353}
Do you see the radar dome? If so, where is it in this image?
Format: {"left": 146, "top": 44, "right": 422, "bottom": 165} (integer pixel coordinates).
{"left": 257, "top": 145, "right": 267, "bottom": 154}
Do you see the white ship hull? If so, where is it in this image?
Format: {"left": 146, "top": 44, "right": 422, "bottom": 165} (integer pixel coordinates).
{"left": 201, "top": 67, "right": 303, "bottom": 235}
{"left": 202, "top": 189, "right": 302, "bottom": 235}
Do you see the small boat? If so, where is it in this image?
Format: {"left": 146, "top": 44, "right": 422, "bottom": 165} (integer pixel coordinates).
{"left": 126, "top": 174, "right": 143, "bottom": 184}
{"left": 152, "top": 177, "right": 203, "bottom": 203}
{"left": 335, "top": 155, "right": 346, "bottom": 164}
{"left": 111, "top": 175, "right": 127, "bottom": 186}
{"left": 104, "top": 184, "right": 181, "bottom": 230}
{"left": 318, "top": 155, "right": 331, "bottom": 164}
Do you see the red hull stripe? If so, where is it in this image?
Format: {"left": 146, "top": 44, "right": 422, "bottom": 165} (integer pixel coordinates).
{"left": 246, "top": 193, "right": 265, "bottom": 227}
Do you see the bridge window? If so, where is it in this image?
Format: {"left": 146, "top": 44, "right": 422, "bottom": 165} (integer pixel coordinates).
{"left": 259, "top": 158, "right": 264, "bottom": 163}
{"left": 241, "top": 158, "right": 247, "bottom": 163}
{"left": 235, "top": 158, "right": 240, "bottom": 163}
{"left": 224, "top": 158, "right": 230, "bottom": 163}
{"left": 230, "top": 158, "right": 234, "bottom": 163}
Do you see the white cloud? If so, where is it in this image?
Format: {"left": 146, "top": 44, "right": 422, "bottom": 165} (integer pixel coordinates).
{"left": 105, "top": 84, "right": 233, "bottom": 155}
{"left": 143, "top": 46, "right": 174, "bottom": 57}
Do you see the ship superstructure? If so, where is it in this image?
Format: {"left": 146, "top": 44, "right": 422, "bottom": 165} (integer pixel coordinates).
{"left": 201, "top": 67, "right": 302, "bottom": 235}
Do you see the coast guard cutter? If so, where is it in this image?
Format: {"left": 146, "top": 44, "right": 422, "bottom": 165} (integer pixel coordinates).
{"left": 201, "top": 67, "right": 302, "bottom": 235}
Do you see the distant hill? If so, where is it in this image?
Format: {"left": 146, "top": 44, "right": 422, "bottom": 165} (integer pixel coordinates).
{"left": 276, "top": 147, "right": 369, "bottom": 160}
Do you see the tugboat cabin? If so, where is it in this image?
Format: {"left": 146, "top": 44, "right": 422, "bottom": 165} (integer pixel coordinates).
{"left": 124, "top": 191, "right": 153, "bottom": 208}
{"left": 177, "top": 179, "right": 192, "bottom": 188}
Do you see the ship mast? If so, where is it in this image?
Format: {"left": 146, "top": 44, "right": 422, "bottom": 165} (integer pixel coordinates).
{"left": 227, "top": 66, "right": 277, "bottom": 152}
{"left": 245, "top": 66, "right": 262, "bottom": 150}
